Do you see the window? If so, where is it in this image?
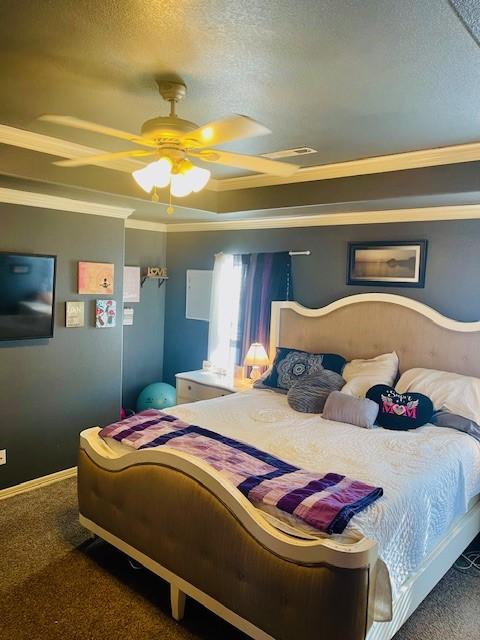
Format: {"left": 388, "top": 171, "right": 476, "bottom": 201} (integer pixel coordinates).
{"left": 207, "top": 253, "right": 243, "bottom": 371}
{"left": 207, "top": 250, "right": 291, "bottom": 373}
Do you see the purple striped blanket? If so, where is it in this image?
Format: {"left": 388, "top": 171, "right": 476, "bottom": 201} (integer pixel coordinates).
{"left": 99, "top": 409, "right": 383, "bottom": 534}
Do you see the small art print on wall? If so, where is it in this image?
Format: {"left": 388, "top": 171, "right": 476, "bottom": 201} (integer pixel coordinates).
{"left": 123, "top": 266, "right": 140, "bottom": 303}
{"left": 65, "top": 301, "right": 85, "bottom": 328}
{"left": 78, "top": 261, "right": 114, "bottom": 294}
{"left": 347, "top": 240, "right": 428, "bottom": 288}
{"left": 96, "top": 299, "right": 116, "bottom": 328}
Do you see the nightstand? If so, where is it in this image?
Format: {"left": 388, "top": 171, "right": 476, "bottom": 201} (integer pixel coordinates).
{"left": 175, "top": 370, "right": 252, "bottom": 405}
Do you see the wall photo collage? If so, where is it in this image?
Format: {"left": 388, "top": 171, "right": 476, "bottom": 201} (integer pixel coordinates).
{"left": 65, "top": 261, "right": 121, "bottom": 329}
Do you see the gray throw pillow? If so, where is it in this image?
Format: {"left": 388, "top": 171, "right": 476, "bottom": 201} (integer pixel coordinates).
{"left": 431, "top": 410, "right": 480, "bottom": 443}
{"left": 287, "top": 371, "right": 345, "bottom": 414}
{"left": 323, "top": 391, "right": 379, "bottom": 428}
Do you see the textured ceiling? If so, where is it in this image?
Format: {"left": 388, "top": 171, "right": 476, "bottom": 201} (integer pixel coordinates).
{"left": 449, "top": 0, "right": 480, "bottom": 46}
{"left": 2, "top": 1, "right": 480, "bottom": 166}
{"left": 1, "top": 0, "right": 480, "bottom": 221}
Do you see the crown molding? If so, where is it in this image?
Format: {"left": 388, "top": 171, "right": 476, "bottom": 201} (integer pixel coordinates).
{"left": 125, "top": 219, "right": 168, "bottom": 232}
{"left": 4, "top": 124, "right": 480, "bottom": 196}
{"left": 3, "top": 185, "right": 478, "bottom": 230}
{"left": 213, "top": 140, "right": 480, "bottom": 191}
{"left": 0, "top": 187, "right": 134, "bottom": 218}
{"left": 163, "top": 204, "right": 480, "bottom": 233}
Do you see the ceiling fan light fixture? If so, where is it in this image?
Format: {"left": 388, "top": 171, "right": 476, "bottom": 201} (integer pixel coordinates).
{"left": 201, "top": 126, "right": 214, "bottom": 142}
{"left": 132, "top": 157, "right": 173, "bottom": 192}
{"left": 151, "top": 157, "right": 173, "bottom": 188}
{"left": 170, "top": 171, "right": 193, "bottom": 198}
{"left": 132, "top": 163, "right": 157, "bottom": 193}
{"left": 188, "top": 165, "right": 211, "bottom": 192}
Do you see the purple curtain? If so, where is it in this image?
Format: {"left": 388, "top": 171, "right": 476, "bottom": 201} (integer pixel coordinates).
{"left": 237, "top": 252, "right": 292, "bottom": 364}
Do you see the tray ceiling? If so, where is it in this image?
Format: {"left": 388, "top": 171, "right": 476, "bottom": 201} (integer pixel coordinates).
{"left": 1, "top": 0, "right": 480, "bottom": 223}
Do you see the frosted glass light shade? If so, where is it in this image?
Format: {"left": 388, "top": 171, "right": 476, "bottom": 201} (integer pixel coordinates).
{"left": 133, "top": 157, "right": 209, "bottom": 199}
{"left": 244, "top": 342, "right": 269, "bottom": 366}
{"left": 189, "top": 166, "right": 211, "bottom": 192}
{"left": 133, "top": 158, "right": 173, "bottom": 192}
{"left": 132, "top": 164, "right": 157, "bottom": 193}
{"left": 152, "top": 158, "right": 173, "bottom": 188}
{"left": 170, "top": 172, "right": 193, "bottom": 197}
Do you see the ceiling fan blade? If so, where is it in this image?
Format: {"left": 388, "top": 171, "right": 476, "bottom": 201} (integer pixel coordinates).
{"left": 39, "top": 115, "right": 157, "bottom": 148}
{"left": 189, "top": 149, "right": 298, "bottom": 177}
{"left": 54, "top": 149, "right": 155, "bottom": 167}
{"left": 181, "top": 115, "right": 270, "bottom": 148}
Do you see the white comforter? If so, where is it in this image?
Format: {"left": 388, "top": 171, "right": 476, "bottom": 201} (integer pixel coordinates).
{"left": 88, "top": 389, "right": 480, "bottom": 597}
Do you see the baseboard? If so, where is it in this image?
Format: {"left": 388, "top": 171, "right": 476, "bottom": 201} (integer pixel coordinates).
{"left": 0, "top": 466, "right": 77, "bottom": 501}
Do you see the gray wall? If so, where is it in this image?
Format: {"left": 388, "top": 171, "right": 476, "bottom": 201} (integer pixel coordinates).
{"left": 122, "top": 229, "right": 166, "bottom": 410}
{"left": 163, "top": 220, "right": 480, "bottom": 384}
{"left": 0, "top": 205, "right": 124, "bottom": 490}
{"left": 2, "top": 209, "right": 480, "bottom": 490}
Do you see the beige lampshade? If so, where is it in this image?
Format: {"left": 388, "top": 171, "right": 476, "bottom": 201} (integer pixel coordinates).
{"left": 244, "top": 342, "right": 269, "bottom": 367}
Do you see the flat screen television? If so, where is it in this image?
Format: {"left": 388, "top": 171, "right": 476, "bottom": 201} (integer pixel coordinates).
{"left": 0, "top": 252, "right": 57, "bottom": 340}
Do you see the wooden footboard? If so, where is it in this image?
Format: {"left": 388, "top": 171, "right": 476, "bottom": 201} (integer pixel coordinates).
{"left": 78, "top": 435, "right": 378, "bottom": 640}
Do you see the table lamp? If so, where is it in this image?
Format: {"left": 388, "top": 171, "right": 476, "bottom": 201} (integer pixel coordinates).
{"left": 244, "top": 342, "right": 269, "bottom": 381}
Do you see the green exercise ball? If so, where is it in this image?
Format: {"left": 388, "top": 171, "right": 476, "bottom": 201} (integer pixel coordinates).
{"left": 136, "top": 382, "right": 176, "bottom": 412}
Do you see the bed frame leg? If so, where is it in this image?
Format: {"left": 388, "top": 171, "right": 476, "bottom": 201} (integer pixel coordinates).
{"left": 170, "top": 584, "right": 186, "bottom": 621}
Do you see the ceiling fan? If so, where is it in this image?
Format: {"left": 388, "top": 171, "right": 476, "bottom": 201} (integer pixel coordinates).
{"left": 39, "top": 81, "right": 299, "bottom": 214}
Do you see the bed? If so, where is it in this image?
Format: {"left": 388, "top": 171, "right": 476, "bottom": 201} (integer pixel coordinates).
{"left": 78, "top": 293, "right": 480, "bottom": 640}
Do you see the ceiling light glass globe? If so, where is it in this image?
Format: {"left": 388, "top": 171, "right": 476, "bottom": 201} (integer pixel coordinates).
{"left": 170, "top": 172, "right": 193, "bottom": 197}
{"left": 132, "top": 164, "right": 156, "bottom": 193}
{"left": 133, "top": 158, "right": 173, "bottom": 192}
{"left": 152, "top": 157, "right": 173, "bottom": 188}
{"left": 188, "top": 166, "right": 211, "bottom": 192}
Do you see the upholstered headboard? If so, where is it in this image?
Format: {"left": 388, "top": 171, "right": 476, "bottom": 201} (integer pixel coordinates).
{"left": 270, "top": 294, "right": 480, "bottom": 378}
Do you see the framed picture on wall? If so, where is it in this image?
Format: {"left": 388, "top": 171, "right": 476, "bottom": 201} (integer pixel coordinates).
{"left": 96, "top": 299, "right": 116, "bottom": 328}
{"left": 78, "top": 261, "right": 114, "bottom": 294}
{"left": 347, "top": 240, "right": 428, "bottom": 288}
{"left": 65, "top": 301, "right": 85, "bottom": 328}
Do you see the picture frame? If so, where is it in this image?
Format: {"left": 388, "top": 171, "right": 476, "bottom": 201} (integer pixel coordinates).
{"left": 95, "top": 299, "right": 117, "bottom": 328}
{"left": 65, "top": 301, "right": 85, "bottom": 328}
{"left": 78, "top": 261, "right": 114, "bottom": 295}
{"left": 347, "top": 240, "right": 428, "bottom": 288}
{"left": 123, "top": 266, "right": 140, "bottom": 303}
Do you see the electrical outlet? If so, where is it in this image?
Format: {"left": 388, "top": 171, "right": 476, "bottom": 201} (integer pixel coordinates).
{"left": 0, "top": 449, "right": 6, "bottom": 465}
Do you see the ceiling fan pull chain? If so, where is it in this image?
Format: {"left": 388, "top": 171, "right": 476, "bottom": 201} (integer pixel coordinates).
{"left": 166, "top": 189, "right": 174, "bottom": 215}
{"left": 152, "top": 185, "right": 159, "bottom": 202}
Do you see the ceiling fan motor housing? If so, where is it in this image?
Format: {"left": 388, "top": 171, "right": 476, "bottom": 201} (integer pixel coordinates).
{"left": 141, "top": 81, "right": 199, "bottom": 143}
{"left": 140, "top": 116, "right": 199, "bottom": 142}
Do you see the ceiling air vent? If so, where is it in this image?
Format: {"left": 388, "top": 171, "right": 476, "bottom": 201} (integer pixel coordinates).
{"left": 262, "top": 147, "right": 317, "bottom": 159}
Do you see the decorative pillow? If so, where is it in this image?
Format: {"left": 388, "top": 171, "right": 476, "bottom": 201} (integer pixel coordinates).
{"left": 342, "top": 352, "right": 399, "bottom": 398}
{"left": 431, "top": 411, "right": 480, "bottom": 443}
{"left": 259, "top": 347, "right": 346, "bottom": 392}
{"left": 322, "top": 391, "right": 379, "bottom": 428}
{"left": 396, "top": 368, "right": 480, "bottom": 425}
{"left": 287, "top": 371, "right": 345, "bottom": 414}
{"left": 253, "top": 372, "right": 287, "bottom": 394}
{"left": 366, "top": 384, "right": 434, "bottom": 430}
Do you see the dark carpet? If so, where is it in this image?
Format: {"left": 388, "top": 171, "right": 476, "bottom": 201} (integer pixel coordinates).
{"left": 1, "top": 478, "right": 479, "bottom": 639}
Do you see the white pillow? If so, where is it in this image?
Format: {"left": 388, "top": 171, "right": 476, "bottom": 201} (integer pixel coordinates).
{"left": 342, "top": 352, "right": 399, "bottom": 398}
{"left": 396, "top": 368, "right": 480, "bottom": 425}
